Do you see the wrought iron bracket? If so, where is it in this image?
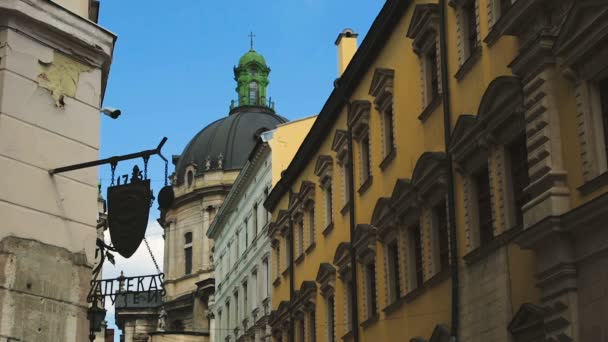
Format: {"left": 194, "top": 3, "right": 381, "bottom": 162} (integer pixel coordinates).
{"left": 48, "top": 137, "right": 168, "bottom": 175}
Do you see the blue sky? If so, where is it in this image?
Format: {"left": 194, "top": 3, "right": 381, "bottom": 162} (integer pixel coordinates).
{"left": 98, "top": 0, "right": 383, "bottom": 339}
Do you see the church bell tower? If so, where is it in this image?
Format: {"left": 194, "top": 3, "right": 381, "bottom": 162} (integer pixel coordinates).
{"left": 233, "top": 33, "right": 273, "bottom": 109}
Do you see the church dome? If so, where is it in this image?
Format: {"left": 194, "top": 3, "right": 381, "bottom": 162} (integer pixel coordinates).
{"left": 174, "top": 106, "right": 286, "bottom": 185}
{"left": 239, "top": 50, "right": 267, "bottom": 67}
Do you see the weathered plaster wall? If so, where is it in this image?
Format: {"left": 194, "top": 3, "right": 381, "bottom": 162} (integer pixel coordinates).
{"left": 0, "top": 0, "right": 114, "bottom": 340}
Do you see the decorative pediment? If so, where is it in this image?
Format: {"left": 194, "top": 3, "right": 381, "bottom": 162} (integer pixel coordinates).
{"left": 508, "top": 303, "right": 545, "bottom": 341}
{"left": 348, "top": 100, "right": 371, "bottom": 139}
{"left": 449, "top": 115, "right": 477, "bottom": 151}
{"left": 314, "top": 155, "right": 334, "bottom": 183}
{"left": 331, "top": 129, "right": 349, "bottom": 163}
{"left": 369, "top": 68, "right": 395, "bottom": 111}
{"left": 477, "top": 76, "right": 524, "bottom": 133}
{"left": 371, "top": 197, "right": 393, "bottom": 228}
{"left": 411, "top": 152, "right": 448, "bottom": 201}
{"left": 298, "top": 181, "right": 315, "bottom": 205}
{"left": 333, "top": 242, "right": 352, "bottom": 276}
{"left": 390, "top": 178, "right": 413, "bottom": 203}
{"left": 406, "top": 4, "right": 440, "bottom": 55}
{"left": 315, "top": 263, "right": 337, "bottom": 296}
{"left": 292, "top": 281, "right": 317, "bottom": 313}
{"left": 353, "top": 224, "right": 377, "bottom": 262}
{"left": 554, "top": 1, "right": 608, "bottom": 79}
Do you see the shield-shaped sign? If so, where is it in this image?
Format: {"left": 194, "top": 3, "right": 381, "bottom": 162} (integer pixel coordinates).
{"left": 108, "top": 179, "right": 152, "bottom": 258}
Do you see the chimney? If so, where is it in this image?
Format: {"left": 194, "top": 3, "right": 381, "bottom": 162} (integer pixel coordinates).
{"left": 335, "top": 29, "right": 358, "bottom": 77}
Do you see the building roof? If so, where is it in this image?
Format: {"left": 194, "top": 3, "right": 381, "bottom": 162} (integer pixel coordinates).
{"left": 174, "top": 105, "right": 286, "bottom": 185}
{"left": 239, "top": 49, "right": 267, "bottom": 67}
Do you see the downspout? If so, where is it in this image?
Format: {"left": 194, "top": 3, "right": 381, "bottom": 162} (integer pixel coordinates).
{"left": 334, "top": 80, "right": 360, "bottom": 342}
{"left": 288, "top": 189, "right": 296, "bottom": 342}
{"left": 438, "top": 0, "right": 460, "bottom": 339}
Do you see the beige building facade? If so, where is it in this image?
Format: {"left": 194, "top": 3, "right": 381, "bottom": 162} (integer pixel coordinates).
{"left": 0, "top": 0, "right": 115, "bottom": 341}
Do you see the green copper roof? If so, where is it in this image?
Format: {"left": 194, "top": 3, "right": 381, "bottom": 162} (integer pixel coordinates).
{"left": 239, "top": 49, "right": 267, "bottom": 67}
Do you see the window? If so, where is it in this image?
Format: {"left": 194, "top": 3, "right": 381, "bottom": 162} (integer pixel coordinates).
{"left": 360, "top": 135, "right": 371, "bottom": 183}
{"left": 600, "top": 79, "right": 608, "bottom": 157}
{"left": 234, "top": 292, "right": 239, "bottom": 326}
{"left": 475, "top": 167, "right": 493, "bottom": 245}
{"left": 263, "top": 258, "right": 269, "bottom": 296}
{"left": 508, "top": 135, "right": 530, "bottom": 227}
{"left": 297, "top": 219, "right": 305, "bottom": 257}
{"left": 218, "top": 310, "right": 223, "bottom": 341}
{"left": 243, "top": 281, "right": 248, "bottom": 316}
{"left": 344, "top": 281, "right": 353, "bottom": 332}
{"left": 499, "top": 0, "right": 511, "bottom": 17}
{"left": 382, "top": 106, "right": 395, "bottom": 156}
{"left": 253, "top": 203, "right": 259, "bottom": 238}
{"left": 365, "top": 262, "right": 377, "bottom": 318}
{"left": 343, "top": 164, "right": 350, "bottom": 206}
{"left": 251, "top": 67, "right": 258, "bottom": 76}
{"left": 308, "top": 310, "right": 316, "bottom": 342}
{"left": 275, "top": 245, "right": 281, "bottom": 278}
{"left": 236, "top": 231, "right": 240, "bottom": 257}
{"left": 184, "top": 232, "right": 193, "bottom": 275}
{"left": 463, "top": 0, "right": 478, "bottom": 58}
{"left": 387, "top": 240, "right": 401, "bottom": 302}
{"left": 244, "top": 219, "right": 249, "bottom": 249}
{"left": 327, "top": 296, "right": 335, "bottom": 342}
{"left": 411, "top": 224, "right": 424, "bottom": 289}
{"left": 226, "top": 301, "right": 231, "bottom": 330}
{"left": 426, "top": 48, "right": 439, "bottom": 103}
{"left": 434, "top": 201, "right": 450, "bottom": 272}
{"left": 297, "top": 319, "right": 305, "bottom": 342}
{"left": 324, "top": 181, "right": 333, "bottom": 227}
{"left": 249, "top": 81, "right": 259, "bottom": 105}
{"left": 308, "top": 205, "right": 315, "bottom": 246}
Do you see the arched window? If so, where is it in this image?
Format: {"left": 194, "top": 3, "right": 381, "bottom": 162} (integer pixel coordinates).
{"left": 249, "top": 81, "right": 259, "bottom": 105}
{"left": 184, "top": 232, "right": 193, "bottom": 275}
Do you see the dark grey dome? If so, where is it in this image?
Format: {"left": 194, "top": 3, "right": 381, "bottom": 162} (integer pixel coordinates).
{"left": 174, "top": 106, "right": 287, "bottom": 185}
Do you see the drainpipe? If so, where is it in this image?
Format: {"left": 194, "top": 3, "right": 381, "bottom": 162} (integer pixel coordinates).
{"left": 438, "top": 0, "right": 460, "bottom": 339}
{"left": 288, "top": 189, "right": 296, "bottom": 342}
{"left": 334, "top": 80, "right": 360, "bottom": 342}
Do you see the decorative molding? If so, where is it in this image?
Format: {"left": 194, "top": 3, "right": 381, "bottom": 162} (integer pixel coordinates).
{"left": 347, "top": 100, "right": 371, "bottom": 140}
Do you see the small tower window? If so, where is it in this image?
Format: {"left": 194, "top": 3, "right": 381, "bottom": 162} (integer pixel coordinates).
{"left": 251, "top": 67, "right": 258, "bottom": 76}
{"left": 249, "top": 81, "right": 259, "bottom": 105}
{"left": 184, "top": 232, "right": 193, "bottom": 275}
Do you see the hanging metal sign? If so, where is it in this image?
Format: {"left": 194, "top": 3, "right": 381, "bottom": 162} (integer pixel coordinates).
{"left": 107, "top": 165, "right": 153, "bottom": 258}
{"left": 87, "top": 273, "right": 166, "bottom": 305}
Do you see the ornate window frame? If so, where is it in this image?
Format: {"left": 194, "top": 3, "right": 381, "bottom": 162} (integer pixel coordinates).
{"left": 331, "top": 129, "right": 351, "bottom": 213}
{"left": 449, "top": 0, "right": 482, "bottom": 81}
{"left": 353, "top": 224, "right": 378, "bottom": 325}
{"left": 348, "top": 100, "right": 373, "bottom": 193}
{"left": 450, "top": 77, "right": 527, "bottom": 258}
{"left": 314, "top": 155, "right": 335, "bottom": 235}
{"left": 369, "top": 68, "right": 397, "bottom": 168}
{"left": 554, "top": 1, "right": 608, "bottom": 192}
{"left": 406, "top": 4, "right": 442, "bottom": 119}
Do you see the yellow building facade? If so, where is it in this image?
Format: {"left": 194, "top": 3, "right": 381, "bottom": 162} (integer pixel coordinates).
{"left": 264, "top": 1, "right": 608, "bottom": 342}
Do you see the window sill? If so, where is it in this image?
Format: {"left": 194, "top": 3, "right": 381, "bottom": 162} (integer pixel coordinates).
{"left": 294, "top": 253, "right": 304, "bottom": 265}
{"left": 382, "top": 296, "right": 405, "bottom": 315}
{"left": 341, "top": 330, "right": 353, "bottom": 341}
{"left": 281, "top": 268, "right": 289, "bottom": 277}
{"left": 358, "top": 176, "right": 373, "bottom": 195}
{"left": 379, "top": 148, "right": 396, "bottom": 171}
{"left": 305, "top": 241, "right": 316, "bottom": 254}
{"left": 359, "top": 314, "right": 379, "bottom": 329}
{"left": 341, "top": 202, "right": 350, "bottom": 216}
{"left": 403, "top": 285, "right": 425, "bottom": 304}
{"left": 418, "top": 95, "right": 442, "bottom": 122}
{"left": 578, "top": 171, "right": 608, "bottom": 195}
{"left": 272, "top": 277, "right": 281, "bottom": 287}
{"left": 322, "top": 222, "right": 335, "bottom": 236}
{"left": 454, "top": 46, "right": 481, "bottom": 82}
{"left": 463, "top": 225, "right": 523, "bottom": 266}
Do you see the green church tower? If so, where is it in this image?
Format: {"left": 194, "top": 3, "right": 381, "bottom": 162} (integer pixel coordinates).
{"left": 232, "top": 34, "right": 274, "bottom": 110}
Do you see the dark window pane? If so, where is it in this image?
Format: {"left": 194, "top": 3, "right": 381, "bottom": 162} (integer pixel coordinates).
{"left": 309, "top": 309, "right": 316, "bottom": 342}
{"left": 384, "top": 107, "right": 395, "bottom": 154}
{"left": 500, "top": 0, "right": 511, "bottom": 15}
{"left": 428, "top": 48, "right": 439, "bottom": 99}
{"left": 185, "top": 247, "right": 192, "bottom": 275}
{"left": 361, "top": 136, "right": 371, "bottom": 180}
{"left": 465, "top": 1, "right": 478, "bottom": 53}
{"left": 509, "top": 135, "right": 530, "bottom": 227}
{"left": 600, "top": 79, "right": 608, "bottom": 156}
{"left": 328, "top": 296, "right": 335, "bottom": 342}
{"left": 475, "top": 167, "right": 493, "bottom": 245}
{"left": 388, "top": 241, "right": 401, "bottom": 300}
{"left": 412, "top": 225, "right": 424, "bottom": 288}
{"left": 366, "top": 263, "right": 377, "bottom": 315}
{"left": 185, "top": 232, "right": 192, "bottom": 244}
{"left": 435, "top": 202, "right": 450, "bottom": 271}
